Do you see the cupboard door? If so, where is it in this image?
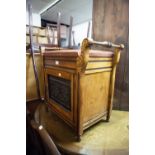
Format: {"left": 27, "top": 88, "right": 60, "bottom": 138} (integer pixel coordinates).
{"left": 45, "top": 68, "right": 74, "bottom": 125}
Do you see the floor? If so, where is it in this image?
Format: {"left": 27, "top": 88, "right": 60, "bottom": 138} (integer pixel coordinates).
{"left": 39, "top": 104, "right": 129, "bottom": 155}
{"left": 26, "top": 100, "right": 46, "bottom": 155}
{"left": 26, "top": 100, "right": 129, "bottom": 155}
{"left": 27, "top": 99, "right": 42, "bottom": 115}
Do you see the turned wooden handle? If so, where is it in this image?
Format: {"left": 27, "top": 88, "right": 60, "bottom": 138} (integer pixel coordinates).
{"left": 77, "top": 38, "right": 124, "bottom": 73}
{"left": 88, "top": 39, "right": 124, "bottom": 49}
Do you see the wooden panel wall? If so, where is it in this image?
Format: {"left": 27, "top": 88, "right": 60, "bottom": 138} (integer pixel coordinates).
{"left": 92, "top": 0, "right": 129, "bottom": 110}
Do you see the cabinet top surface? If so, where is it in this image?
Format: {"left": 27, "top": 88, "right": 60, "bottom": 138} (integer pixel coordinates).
{"left": 43, "top": 49, "right": 114, "bottom": 58}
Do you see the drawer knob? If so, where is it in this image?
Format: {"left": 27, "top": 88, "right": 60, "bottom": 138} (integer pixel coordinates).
{"left": 58, "top": 73, "right": 61, "bottom": 77}
{"left": 55, "top": 60, "right": 59, "bottom": 65}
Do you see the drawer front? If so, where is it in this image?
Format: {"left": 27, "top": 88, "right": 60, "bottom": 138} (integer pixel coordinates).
{"left": 26, "top": 35, "right": 38, "bottom": 44}
{"left": 38, "top": 29, "right": 46, "bottom": 36}
{"left": 38, "top": 37, "right": 48, "bottom": 44}
{"left": 44, "top": 58, "right": 76, "bottom": 69}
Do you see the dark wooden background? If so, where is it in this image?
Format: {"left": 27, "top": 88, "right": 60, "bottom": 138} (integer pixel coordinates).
{"left": 92, "top": 0, "right": 129, "bottom": 111}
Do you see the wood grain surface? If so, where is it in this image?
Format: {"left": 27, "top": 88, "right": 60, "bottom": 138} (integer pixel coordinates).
{"left": 92, "top": 0, "right": 129, "bottom": 110}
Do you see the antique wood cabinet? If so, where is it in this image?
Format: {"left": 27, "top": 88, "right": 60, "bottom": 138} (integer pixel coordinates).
{"left": 42, "top": 38, "right": 124, "bottom": 140}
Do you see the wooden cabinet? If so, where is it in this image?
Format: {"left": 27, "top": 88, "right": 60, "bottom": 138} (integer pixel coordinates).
{"left": 26, "top": 25, "right": 55, "bottom": 45}
{"left": 42, "top": 38, "right": 123, "bottom": 140}
{"left": 26, "top": 25, "right": 68, "bottom": 47}
{"left": 26, "top": 53, "right": 45, "bottom": 101}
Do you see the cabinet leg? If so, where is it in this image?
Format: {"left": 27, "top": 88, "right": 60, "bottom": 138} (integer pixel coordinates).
{"left": 77, "top": 128, "right": 83, "bottom": 142}
{"left": 106, "top": 114, "right": 110, "bottom": 122}
{"left": 77, "top": 135, "right": 81, "bottom": 142}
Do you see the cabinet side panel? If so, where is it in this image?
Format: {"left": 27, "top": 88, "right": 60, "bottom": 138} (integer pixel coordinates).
{"left": 80, "top": 72, "right": 111, "bottom": 123}
{"left": 26, "top": 54, "right": 45, "bottom": 101}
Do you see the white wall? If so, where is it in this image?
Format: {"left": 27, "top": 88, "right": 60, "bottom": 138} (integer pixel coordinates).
{"left": 26, "top": 11, "right": 41, "bottom": 27}
{"left": 72, "top": 20, "right": 92, "bottom": 46}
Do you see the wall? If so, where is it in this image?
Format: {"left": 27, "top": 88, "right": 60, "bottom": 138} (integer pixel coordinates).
{"left": 72, "top": 20, "right": 92, "bottom": 46}
{"left": 92, "top": 0, "right": 129, "bottom": 111}
{"left": 26, "top": 11, "right": 41, "bottom": 27}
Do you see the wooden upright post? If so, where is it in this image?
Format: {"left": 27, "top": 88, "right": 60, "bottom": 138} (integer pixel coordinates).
{"left": 68, "top": 16, "right": 73, "bottom": 48}
{"left": 57, "top": 12, "right": 61, "bottom": 47}
{"left": 72, "top": 31, "right": 75, "bottom": 46}
{"left": 87, "top": 21, "right": 91, "bottom": 38}
{"left": 28, "top": 3, "right": 41, "bottom": 99}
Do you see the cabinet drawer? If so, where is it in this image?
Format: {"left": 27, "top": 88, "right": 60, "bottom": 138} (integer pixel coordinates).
{"left": 45, "top": 68, "right": 72, "bottom": 80}
{"left": 38, "top": 29, "right": 46, "bottom": 36}
{"left": 44, "top": 59, "right": 76, "bottom": 69}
